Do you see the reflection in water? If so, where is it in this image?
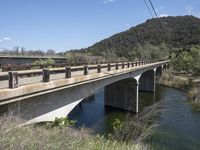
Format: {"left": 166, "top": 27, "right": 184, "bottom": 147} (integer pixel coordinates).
{"left": 68, "top": 88, "right": 128, "bottom": 134}
{"left": 68, "top": 85, "right": 200, "bottom": 150}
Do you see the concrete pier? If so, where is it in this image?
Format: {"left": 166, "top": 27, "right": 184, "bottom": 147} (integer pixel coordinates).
{"left": 104, "top": 78, "right": 138, "bottom": 112}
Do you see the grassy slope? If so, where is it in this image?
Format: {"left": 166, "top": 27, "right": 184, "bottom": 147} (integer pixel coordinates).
{"left": 0, "top": 115, "right": 147, "bottom": 150}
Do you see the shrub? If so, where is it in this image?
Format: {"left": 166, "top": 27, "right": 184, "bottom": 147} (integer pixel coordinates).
{"left": 0, "top": 115, "right": 146, "bottom": 150}
{"left": 52, "top": 117, "right": 76, "bottom": 128}
{"left": 34, "top": 58, "right": 55, "bottom": 65}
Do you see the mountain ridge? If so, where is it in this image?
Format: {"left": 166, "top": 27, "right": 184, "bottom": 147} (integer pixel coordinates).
{"left": 68, "top": 15, "right": 200, "bottom": 60}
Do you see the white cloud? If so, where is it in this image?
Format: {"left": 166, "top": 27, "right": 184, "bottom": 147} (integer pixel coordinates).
{"left": 103, "top": 0, "right": 116, "bottom": 4}
{"left": 159, "top": 14, "right": 169, "bottom": 17}
{"left": 3, "top": 37, "right": 12, "bottom": 41}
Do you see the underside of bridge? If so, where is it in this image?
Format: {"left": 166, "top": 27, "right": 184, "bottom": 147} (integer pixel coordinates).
{"left": 156, "top": 66, "right": 163, "bottom": 77}
{"left": 104, "top": 78, "right": 138, "bottom": 112}
{"left": 104, "top": 68, "right": 158, "bottom": 113}
{"left": 139, "top": 69, "right": 155, "bottom": 92}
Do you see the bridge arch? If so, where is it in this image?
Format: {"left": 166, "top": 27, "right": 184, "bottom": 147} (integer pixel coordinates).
{"left": 138, "top": 69, "right": 155, "bottom": 92}
{"left": 156, "top": 66, "right": 163, "bottom": 77}
{"left": 163, "top": 64, "right": 167, "bottom": 69}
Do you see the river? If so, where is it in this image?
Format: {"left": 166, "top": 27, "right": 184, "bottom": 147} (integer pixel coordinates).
{"left": 68, "top": 85, "right": 200, "bottom": 150}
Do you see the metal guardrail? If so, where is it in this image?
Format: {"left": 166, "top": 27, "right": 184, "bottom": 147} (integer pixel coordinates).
{"left": 3, "top": 61, "right": 150, "bottom": 89}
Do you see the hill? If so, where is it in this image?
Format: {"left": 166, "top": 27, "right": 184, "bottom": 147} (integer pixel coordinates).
{"left": 72, "top": 16, "right": 200, "bottom": 60}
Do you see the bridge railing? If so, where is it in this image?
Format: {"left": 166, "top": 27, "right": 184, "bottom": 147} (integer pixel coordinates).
{"left": 2, "top": 61, "right": 151, "bottom": 89}
{"left": 0, "top": 60, "right": 153, "bottom": 72}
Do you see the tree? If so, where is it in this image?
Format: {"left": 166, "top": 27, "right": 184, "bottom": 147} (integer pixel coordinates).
{"left": 171, "top": 45, "right": 200, "bottom": 74}
{"left": 46, "top": 49, "right": 55, "bottom": 56}
{"left": 21, "top": 47, "right": 25, "bottom": 55}
{"left": 13, "top": 46, "right": 20, "bottom": 54}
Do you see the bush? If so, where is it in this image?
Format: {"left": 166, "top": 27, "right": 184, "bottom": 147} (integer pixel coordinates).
{"left": 34, "top": 58, "right": 55, "bottom": 65}
{"left": 0, "top": 115, "right": 146, "bottom": 150}
{"left": 52, "top": 117, "right": 76, "bottom": 128}
{"left": 171, "top": 45, "right": 200, "bottom": 74}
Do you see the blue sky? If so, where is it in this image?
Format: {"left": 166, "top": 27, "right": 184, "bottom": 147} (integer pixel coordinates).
{"left": 0, "top": 0, "right": 199, "bottom": 52}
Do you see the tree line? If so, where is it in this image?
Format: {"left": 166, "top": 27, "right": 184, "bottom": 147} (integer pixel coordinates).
{"left": 0, "top": 47, "right": 60, "bottom": 57}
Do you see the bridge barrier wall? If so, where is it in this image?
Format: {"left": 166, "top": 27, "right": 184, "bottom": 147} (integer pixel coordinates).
{"left": 3, "top": 61, "right": 147, "bottom": 88}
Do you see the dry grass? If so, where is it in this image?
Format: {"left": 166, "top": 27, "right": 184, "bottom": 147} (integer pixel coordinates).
{"left": 189, "top": 101, "right": 200, "bottom": 111}
{"left": 158, "top": 72, "right": 190, "bottom": 91}
{"left": 187, "top": 86, "right": 200, "bottom": 111}
{"left": 111, "top": 102, "right": 161, "bottom": 147}
{"left": 159, "top": 71, "right": 200, "bottom": 111}
{"left": 0, "top": 94, "right": 164, "bottom": 150}
{"left": 0, "top": 113, "right": 148, "bottom": 150}
{"left": 188, "top": 86, "right": 200, "bottom": 100}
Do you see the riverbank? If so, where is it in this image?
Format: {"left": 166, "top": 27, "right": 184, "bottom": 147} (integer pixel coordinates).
{"left": 69, "top": 84, "right": 200, "bottom": 150}
{"left": 158, "top": 71, "right": 200, "bottom": 111}
{"left": 0, "top": 114, "right": 151, "bottom": 150}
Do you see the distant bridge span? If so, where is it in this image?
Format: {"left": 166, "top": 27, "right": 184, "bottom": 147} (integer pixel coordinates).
{"left": 0, "top": 55, "right": 68, "bottom": 68}
{"left": 0, "top": 60, "right": 169, "bottom": 124}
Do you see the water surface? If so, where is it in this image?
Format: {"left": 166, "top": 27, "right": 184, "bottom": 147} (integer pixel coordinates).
{"left": 68, "top": 85, "right": 200, "bottom": 150}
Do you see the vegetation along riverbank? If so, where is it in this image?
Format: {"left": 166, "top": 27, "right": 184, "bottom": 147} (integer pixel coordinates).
{"left": 0, "top": 103, "right": 160, "bottom": 150}
{"left": 156, "top": 42, "right": 200, "bottom": 111}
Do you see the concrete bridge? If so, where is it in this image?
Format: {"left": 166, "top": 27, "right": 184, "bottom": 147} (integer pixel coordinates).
{"left": 0, "top": 55, "right": 68, "bottom": 67}
{"left": 0, "top": 60, "right": 169, "bottom": 124}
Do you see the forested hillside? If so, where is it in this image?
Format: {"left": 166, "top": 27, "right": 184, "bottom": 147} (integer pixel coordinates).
{"left": 69, "top": 15, "right": 200, "bottom": 61}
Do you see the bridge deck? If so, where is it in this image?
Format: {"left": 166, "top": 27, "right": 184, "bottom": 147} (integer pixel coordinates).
{"left": 0, "top": 67, "right": 113, "bottom": 89}
{"left": 0, "top": 60, "right": 169, "bottom": 105}
{"left": 0, "top": 64, "right": 142, "bottom": 89}
{"left": 0, "top": 61, "right": 169, "bottom": 89}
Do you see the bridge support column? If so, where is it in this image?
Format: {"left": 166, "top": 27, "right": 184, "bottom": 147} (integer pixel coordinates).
{"left": 135, "top": 81, "right": 139, "bottom": 113}
{"left": 139, "top": 70, "right": 155, "bottom": 92}
{"left": 104, "top": 78, "right": 139, "bottom": 112}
